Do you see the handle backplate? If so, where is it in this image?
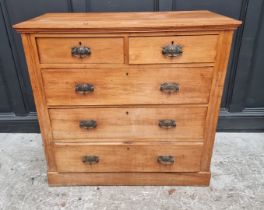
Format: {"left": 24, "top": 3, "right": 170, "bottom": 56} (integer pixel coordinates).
{"left": 75, "top": 83, "right": 94, "bottom": 94}
{"left": 82, "top": 155, "right": 99, "bottom": 165}
{"left": 160, "top": 82, "right": 179, "bottom": 93}
{"left": 80, "top": 120, "right": 97, "bottom": 129}
{"left": 72, "top": 45, "right": 91, "bottom": 58}
{"left": 157, "top": 156, "right": 175, "bottom": 165}
{"left": 162, "top": 42, "right": 183, "bottom": 57}
{"left": 159, "top": 119, "right": 176, "bottom": 129}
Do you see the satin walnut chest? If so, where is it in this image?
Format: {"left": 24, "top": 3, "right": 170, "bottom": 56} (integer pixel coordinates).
{"left": 14, "top": 11, "right": 241, "bottom": 186}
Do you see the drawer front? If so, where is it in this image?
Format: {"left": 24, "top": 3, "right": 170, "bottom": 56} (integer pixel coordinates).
{"left": 36, "top": 37, "right": 124, "bottom": 64}
{"left": 54, "top": 142, "right": 203, "bottom": 172}
{"left": 43, "top": 67, "right": 213, "bottom": 106}
{"left": 50, "top": 107, "right": 206, "bottom": 140}
{"left": 129, "top": 35, "right": 218, "bottom": 64}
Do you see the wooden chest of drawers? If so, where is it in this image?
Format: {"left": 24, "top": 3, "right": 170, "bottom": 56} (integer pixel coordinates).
{"left": 14, "top": 11, "right": 241, "bottom": 186}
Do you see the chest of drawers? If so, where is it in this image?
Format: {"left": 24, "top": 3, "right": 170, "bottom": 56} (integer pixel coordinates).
{"left": 14, "top": 11, "right": 241, "bottom": 186}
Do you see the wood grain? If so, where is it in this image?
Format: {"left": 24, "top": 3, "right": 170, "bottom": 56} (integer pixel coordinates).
{"left": 39, "top": 63, "right": 214, "bottom": 69}
{"left": 13, "top": 11, "right": 241, "bottom": 33}
{"left": 37, "top": 37, "right": 124, "bottom": 64}
{"left": 49, "top": 106, "right": 207, "bottom": 140}
{"left": 54, "top": 142, "right": 203, "bottom": 172}
{"left": 42, "top": 67, "right": 213, "bottom": 106}
{"left": 201, "top": 31, "right": 234, "bottom": 171}
{"left": 48, "top": 171, "right": 210, "bottom": 186}
{"left": 129, "top": 35, "right": 218, "bottom": 64}
{"left": 21, "top": 34, "right": 56, "bottom": 171}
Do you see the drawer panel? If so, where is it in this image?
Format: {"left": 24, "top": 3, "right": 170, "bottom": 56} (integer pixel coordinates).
{"left": 36, "top": 37, "right": 124, "bottom": 64}
{"left": 43, "top": 67, "right": 213, "bottom": 106}
{"left": 50, "top": 107, "right": 206, "bottom": 140}
{"left": 129, "top": 35, "right": 218, "bottom": 64}
{"left": 54, "top": 142, "right": 203, "bottom": 172}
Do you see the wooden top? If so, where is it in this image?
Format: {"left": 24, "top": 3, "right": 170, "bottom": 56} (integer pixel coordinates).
{"left": 14, "top": 11, "right": 241, "bottom": 33}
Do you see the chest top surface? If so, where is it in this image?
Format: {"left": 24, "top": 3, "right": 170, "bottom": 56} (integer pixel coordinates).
{"left": 14, "top": 10, "right": 241, "bottom": 33}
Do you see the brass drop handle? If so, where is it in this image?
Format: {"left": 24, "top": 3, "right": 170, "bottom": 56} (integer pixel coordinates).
{"left": 72, "top": 44, "right": 91, "bottom": 58}
{"left": 160, "top": 82, "right": 179, "bottom": 93}
{"left": 82, "top": 155, "right": 99, "bottom": 165}
{"left": 75, "top": 83, "right": 94, "bottom": 94}
{"left": 80, "top": 120, "right": 97, "bottom": 129}
{"left": 162, "top": 41, "right": 183, "bottom": 57}
{"left": 159, "top": 119, "right": 176, "bottom": 129}
{"left": 157, "top": 156, "right": 175, "bottom": 165}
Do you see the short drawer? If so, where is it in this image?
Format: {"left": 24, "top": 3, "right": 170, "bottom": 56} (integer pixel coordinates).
{"left": 42, "top": 67, "right": 213, "bottom": 106}
{"left": 50, "top": 106, "right": 206, "bottom": 140}
{"left": 36, "top": 37, "right": 124, "bottom": 64}
{"left": 54, "top": 142, "right": 203, "bottom": 172}
{"left": 129, "top": 35, "right": 218, "bottom": 64}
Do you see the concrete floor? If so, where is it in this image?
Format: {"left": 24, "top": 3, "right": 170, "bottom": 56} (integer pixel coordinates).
{"left": 0, "top": 133, "right": 263, "bottom": 210}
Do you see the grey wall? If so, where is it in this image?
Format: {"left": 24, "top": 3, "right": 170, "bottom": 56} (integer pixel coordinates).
{"left": 0, "top": 0, "right": 263, "bottom": 132}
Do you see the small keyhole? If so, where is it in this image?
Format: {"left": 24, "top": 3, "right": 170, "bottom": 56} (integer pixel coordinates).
{"left": 126, "top": 72, "right": 129, "bottom": 76}
{"left": 171, "top": 41, "right": 174, "bottom": 45}
{"left": 126, "top": 111, "right": 129, "bottom": 115}
{"left": 79, "top": 41, "right": 82, "bottom": 45}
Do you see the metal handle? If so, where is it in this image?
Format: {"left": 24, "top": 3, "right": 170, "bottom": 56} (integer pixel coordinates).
{"left": 159, "top": 119, "right": 176, "bottom": 129}
{"left": 162, "top": 41, "right": 183, "bottom": 57}
{"left": 82, "top": 155, "right": 99, "bottom": 165}
{"left": 80, "top": 120, "right": 97, "bottom": 129}
{"left": 160, "top": 82, "right": 179, "bottom": 93}
{"left": 157, "top": 156, "right": 175, "bottom": 165}
{"left": 72, "top": 45, "right": 91, "bottom": 58}
{"left": 75, "top": 83, "right": 94, "bottom": 94}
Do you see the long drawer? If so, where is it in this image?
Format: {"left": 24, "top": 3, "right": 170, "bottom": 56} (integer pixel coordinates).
{"left": 36, "top": 37, "right": 124, "bottom": 64}
{"left": 54, "top": 142, "right": 203, "bottom": 172}
{"left": 42, "top": 67, "right": 213, "bottom": 106}
{"left": 129, "top": 35, "right": 218, "bottom": 64}
{"left": 50, "top": 106, "right": 207, "bottom": 140}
